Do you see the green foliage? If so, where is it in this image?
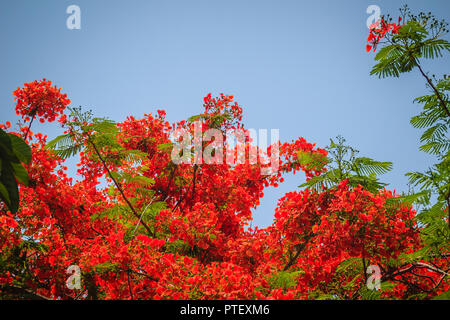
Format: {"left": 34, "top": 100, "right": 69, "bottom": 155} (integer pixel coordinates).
{"left": 188, "top": 111, "right": 235, "bottom": 129}
{"left": 299, "top": 136, "right": 392, "bottom": 193}
{"left": 432, "top": 290, "right": 450, "bottom": 300}
{"left": 415, "top": 200, "right": 450, "bottom": 251}
{"left": 371, "top": 7, "right": 450, "bottom": 79}
{"left": 336, "top": 257, "right": 364, "bottom": 275}
{"left": 385, "top": 190, "right": 430, "bottom": 210}
{"left": 91, "top": 262, "right": 119, "bottom": 275}
{"left": 357, "top": 282, "right": 397, "bottom": 300}
{"left": 411, "top": 77, "right": 450, "bottom": 155}
{"left": 45, "top": 132, "right": 82, "bottom": 159}
{"left": 402, "top": 77, "right": 449, "bottom": 254}
{"left": 136, "top": 201, "right": 167, "bottom": 228}
{"left": 46, "top": 107, "right": 162, "bottom": 239}
{"left": 109, "top": 170, "right": 155, "bottom": 195}
{"left": 92, "top": 199, "right": 167, "bottom": 242}
{"left": 406, "top": 156, "right": 450, "bottom": 196}
{"left": 368, "top": 8, "right": 450, "bottom": 218}
{"left": 330, "top": 256, "right": 400, "bottom": 300}
{"left": 157, "top": 142, "right": 174, "bottom": 153}
{"left": 164, "top": 239, "right": 192, "bottom": 256}
{"left": 371, "top": 44, "right": 413, "bottom": 78}
{"left": 314, "top": 294, "right": 339, "bottom": 300}
{"left": 91, "top": 204, "right": 132, "bottom": 222}
{"left": 269, "top": 270, "right": 304, "bottom": 291}
{"left": 405, "top": 154, "right": 450, "bottom": 247}
{"left": 0, "top": 127, "right": 31, "bottom": 213}
{"left": 0, "top": 240, "right": 48, "bottom": 297}
{"left": 368, "top": 7, "right": 450, "bottom": 299}
{"left": 47, "top": 108, "right": 148, "bottom": 169}
{"left": 187, "top": 114, "right": 210, "bottom": 124}
{"left": 297, "top": 150, "right": 329, "bottom": 171}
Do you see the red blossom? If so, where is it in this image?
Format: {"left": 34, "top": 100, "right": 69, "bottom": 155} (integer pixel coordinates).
{"left": 1, "top": 82, "right": 448, "bottom": 300}
{"left": 13, "top": 78, "right": 70, "bottom": 124}
{"left": 366, "top": 17, "right": 403, "bottom": 52}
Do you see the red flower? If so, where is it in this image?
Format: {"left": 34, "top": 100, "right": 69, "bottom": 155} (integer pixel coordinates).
{"left": 366, "top": 18, "right": 403, "bottom": 53}
{"left": 13, "top": 78, "right": 70, "bottom": 124}
{"left": 1, "top": 80, "right": 446, "bottom": 300}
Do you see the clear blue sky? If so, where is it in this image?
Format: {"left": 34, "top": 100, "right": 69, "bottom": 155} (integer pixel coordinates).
{"left": 1, "top": 0, "right": 449, "bottom": 227}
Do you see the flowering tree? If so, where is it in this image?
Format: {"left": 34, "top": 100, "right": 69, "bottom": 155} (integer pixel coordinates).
{"left": 0, "top": 6, "right": 448, "bottom": 300}
{"left": 364, "top": 6, "right": 450, "bottom": 299}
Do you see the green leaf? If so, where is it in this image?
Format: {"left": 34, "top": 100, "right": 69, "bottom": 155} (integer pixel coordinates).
{"left": 358, "top": 281, "right": 397, "bottom": 300}
{"left": 0, "top": 128, "right": 30, "bottom": 213}
{"left": 8, "top": 134, "right": 32, "bottom": 164}
{"left": 297, "top": 151, "right": 329, "bottom": 171}
{"left": 90, "top": 119, "right": 117, "bottom": 134}
{"left": 0, "top": 181, "right": 10, "bottom": 205}
{"left": 187, "top": 114, "right": 209, "bottom": 123}
{"left": 298, "top": 175, "right": 327, "bottom": 191}
{"left": 0, "top": 160, "right": 19, "bottom": 213}
{"left": 92, "top": 261, "right": 119, "bottom": 275}
{"left": 353, "top": 157, "right": 393, "bottom": 176}
{"left": 269, "top": 270, "right": 304, "bottom": 290}
{"left": 315, "top": 294, "right": 338, "bottom": 300}
{"left": 336, "top": 257, "right": 363, "bottom": 274}
{"left": 10, "top": 162, "right": 29, "bottom": 186}
{"left": 130, "top": 175, "right": 155, "bottom": 187}
{"left": 420, "top": 39, "right": 450, "bottom": 59}
{"left": 0, "top": 128, "right": 13, "bottom": 154}
{"left": 385, "top": 190, "right": 429, "bottom": 207}
{"left": 432, "top": 290, "right": 450, "bottom": 300}
{"left": 45, "top": 134, "right": 70, "bottom": 150}
{"left": 157, "top": 143, "right": 173, "bottom": 153}
{"left": 46, "top": 133, "right": 82, "bottom": 159}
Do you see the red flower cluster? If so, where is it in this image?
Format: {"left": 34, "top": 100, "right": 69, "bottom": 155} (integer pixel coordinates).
{"left": 270, "top": 180, "right": 423, "bottom": 297}
{"left": 366, "top": 18, "right": 402, "bottom": 52}
{"left": 1, "top": 81, "right": 448, "bottom": 300}
{"left": 13, "top": 79, "right": 70, "bottom": 124}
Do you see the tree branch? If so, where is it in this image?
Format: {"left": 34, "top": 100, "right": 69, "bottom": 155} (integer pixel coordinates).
{"left": 414, "top": 60, "right": 450, "bottom": 119}
{"left": 87, "top": 136, "right": 155, "bottom": 237}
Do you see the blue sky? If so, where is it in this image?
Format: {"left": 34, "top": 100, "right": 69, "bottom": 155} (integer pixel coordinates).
{"left": 1, "top": 0, "right": 449, "bottom": 227}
